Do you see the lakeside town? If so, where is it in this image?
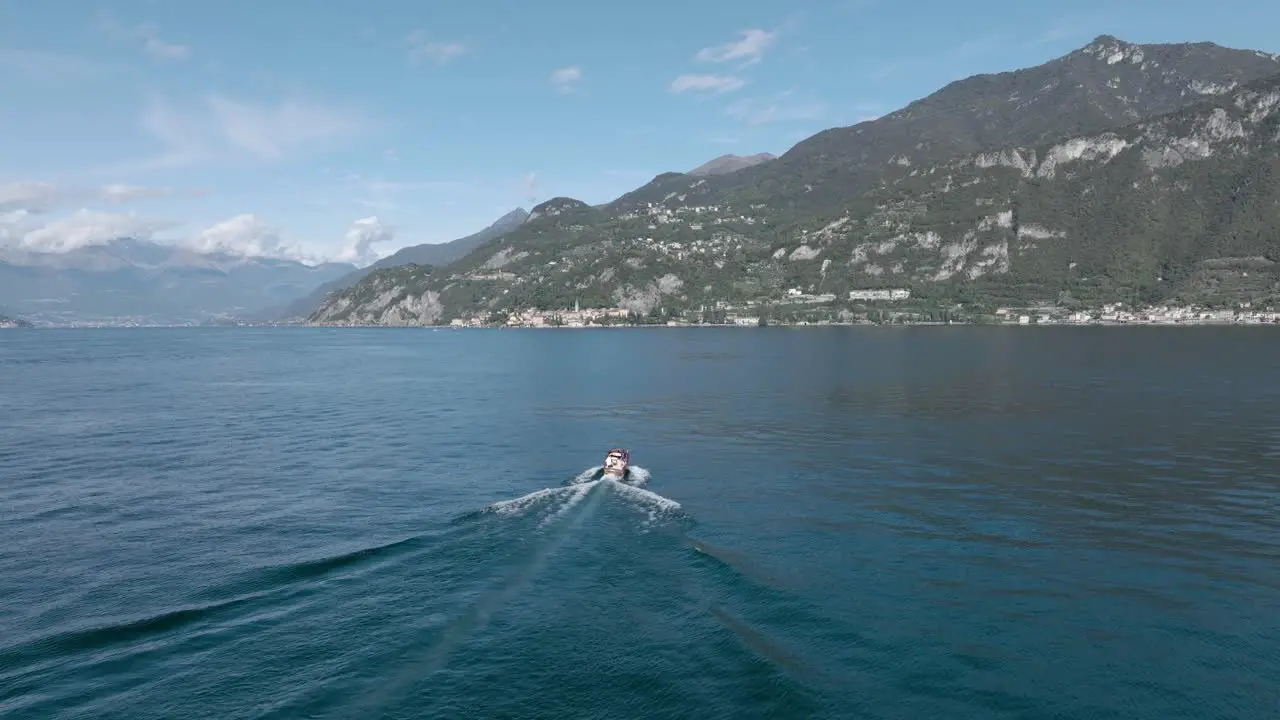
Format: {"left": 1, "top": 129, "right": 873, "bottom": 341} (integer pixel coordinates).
{"left": 8, "top": 289, "right": 1280, "bottom": 329}
{"left": 438, "top": 289, "right": 1280, "bottom": 328}
{"left": 444, "top": 305, "right": 1280, "bottom": 329}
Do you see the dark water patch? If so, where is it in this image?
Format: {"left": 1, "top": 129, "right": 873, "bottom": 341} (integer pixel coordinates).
{"left": 191, "top": 532, "right": 435, "bottom": 603}
{"left": 706, "top": 602, "right": 823, "bottom": 685}
{"left": 0, "top": 592, "right": 270, "bottom": 680}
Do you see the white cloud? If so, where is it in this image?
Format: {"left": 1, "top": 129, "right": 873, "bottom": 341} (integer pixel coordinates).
{"left": 670, "top": 74, "right": 745, "bottom": 95}
{"left": 334, "top": 216, "right": 393, "bottom": 266}
{"left": 97, "top": 10, "right": 190, "bottom": 61}
{"left": 694, "top": 29, "right": 775, "bottom": 67}
{"left": 187, "top": 214, "right": 391, "bottom": 266}
{"left": 15, "top": 209, "right": 177, "bottom": 253}
{"left": 124, "top": 94, "right": 363, "bottom": 171}
{"left": 406, "top": 31, "right": 467, "bottom": 64}
{"left": 0, "top": 210, "right": 35, "bottom": 246}
{"left": 549, "top": 66, "right": 582, "bottom": 94}
{"left": 188, "top": 213, "right": 309, "bottom": 260}
{"left": 0, "top": 200, "right": 393, "bottom": 267}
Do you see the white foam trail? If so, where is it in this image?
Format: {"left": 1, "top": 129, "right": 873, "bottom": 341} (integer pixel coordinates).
{"left": 484, "top": 485, "right": 576, "bottom": 517}
{"left": 625, "top": 465, "right": 652, "bottom": 487}
{"left": 481, "top": 465, "right": 677, "bottom": 533}
{"left": 537, "top": 481, "right": 596, "bottom": 529}
{"left": 605, "top": 477, "right": 681, "bottom": 527}
{"left": 568, "top": 466, "right": 602, "bottom": 485}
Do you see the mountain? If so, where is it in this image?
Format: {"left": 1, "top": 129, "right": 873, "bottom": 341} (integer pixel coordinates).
{"left": 275, "top": 207, "right": 529, "bottom": 320}
{"left": 687, "top": 153, "right": 776, "bottom": 177}
{"left": 0, "top": 238, "right": 356, "bottom": 325}
{"left": 608, "top": 35, "right": 1280, "bottom": 218}
{"left": 310, "top": 36, "right": 1280, "bottom": 326}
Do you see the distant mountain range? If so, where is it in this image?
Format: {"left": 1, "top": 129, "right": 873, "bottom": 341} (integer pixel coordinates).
{"left": 273, "top": 207, "right": 529, "bottom": 320}
{"left": 0, "top": 239, "right": 356, "bottom": 325}
{"left": 687, "top": 153, "right": 776, "bottom": 177}
{"left": 308, "top": 34, "right": 1280, "bottom": 325}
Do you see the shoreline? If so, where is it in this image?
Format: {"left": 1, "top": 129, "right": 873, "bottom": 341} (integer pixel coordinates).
{"left": 11, "top": 319, "right": 1280, "bottom": 330}
{"left": 302, "top": 319, "right": 1280, "bottom": 329}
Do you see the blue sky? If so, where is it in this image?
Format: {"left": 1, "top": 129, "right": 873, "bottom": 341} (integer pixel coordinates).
{"left": 2, "top": 0, "right": 1277, "bottom": 266}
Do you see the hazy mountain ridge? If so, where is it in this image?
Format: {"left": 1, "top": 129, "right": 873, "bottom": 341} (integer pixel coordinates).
{"left": 687, "top": 153, "right": 777, "bottom": 177}
{"left": 0, "top": 238, "right": 356, "bottom": 325}
{"left": 274, "top": 207, "right": 529, "bottom": 320}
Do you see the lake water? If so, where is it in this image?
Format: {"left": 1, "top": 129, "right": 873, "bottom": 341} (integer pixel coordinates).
{"left": 1, "top": 326, "right": 1277, "bottom": 719}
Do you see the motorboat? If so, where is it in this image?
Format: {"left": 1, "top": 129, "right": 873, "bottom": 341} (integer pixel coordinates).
{"left": 600, "top": 448, "right": 630, "bottom": 479}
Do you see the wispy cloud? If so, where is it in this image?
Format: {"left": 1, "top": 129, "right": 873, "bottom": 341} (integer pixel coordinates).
{"left": 405, "top": 30, "right": 467, "bottom": 65}
{"left": 0, "top": 49, "right": 118, "bottom": 83}
{"left": 208, "top": 95, "right": 360, "bottom": 160}
{"left": 695, "top": 29, "right": 775, "bottom": 67}
{"left": 954, "top": 32, "right": 1010, "bottom": 60}
{"left": 670, "top": 74, "right": 745, "bottom": 95}
{"left": 521, "top": 172, "right": 538, "bottom": 205}
{"left": 726, "top": 91, "right": 826, "bottom": 125}
{"left": 871, "top": 14, "right": 1118, "bottom": 84}
{"left": 549, "top": 66, "right": 582, "bottom": 94}
{"left": 118, "top": 94, "right": 365, "bottom": 172}
{"left": 0, "top": 180, "right": 174, "bottom": 214}
{"left": 97, "top": 10, "right": 190, "bottom": 61}
{"left": 1029, "top": 10, "right": 1128, "bottom": 48}
{"left": 99, "top": 184, "right": 175, "bottom": 204}
{"left": 0, "top": 181, "right": 66, "bottom": 213}
{"left": 345, "top": 174, "right": 464, "bottom": 211}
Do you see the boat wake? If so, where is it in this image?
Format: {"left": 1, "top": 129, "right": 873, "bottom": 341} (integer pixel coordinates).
{"left": 339, "top": 468, "right": 687, "bottom": 717}
{"left": 484, "top": 465, "right": 676, "bottom": 529}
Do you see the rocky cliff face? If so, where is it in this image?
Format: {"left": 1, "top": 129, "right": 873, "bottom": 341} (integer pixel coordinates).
{"left": 307, "top": 265, "right": 446, "bottom": 326}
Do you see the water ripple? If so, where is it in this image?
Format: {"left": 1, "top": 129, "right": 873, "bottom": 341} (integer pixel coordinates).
{"left": 1, "top": 327, "right": 1278, "bottom": 719}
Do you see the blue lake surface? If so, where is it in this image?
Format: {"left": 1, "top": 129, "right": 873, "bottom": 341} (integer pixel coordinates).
{"left": 1, "top": 326, "right": 1277, "bottom": 719}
